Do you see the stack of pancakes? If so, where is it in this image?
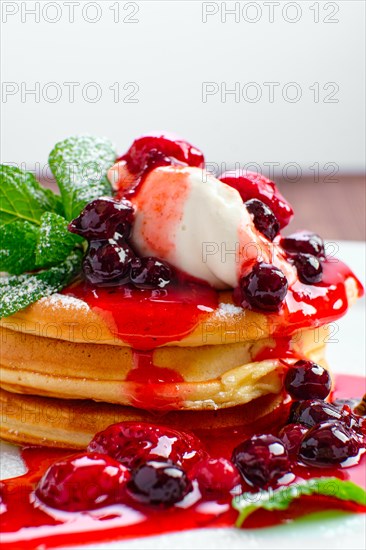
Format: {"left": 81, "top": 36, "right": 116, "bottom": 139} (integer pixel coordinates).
{"left": 0, "top": 287, "right": 336, "bottom": 449}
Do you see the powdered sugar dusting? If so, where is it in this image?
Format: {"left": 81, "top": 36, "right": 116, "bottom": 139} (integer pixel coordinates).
{"left": 214, "top": 302, "right": 243, "bottom": 319}
{"left": 39, "top": 293, "right": 90, "bottom": 312}
{"left": 49, "top": 135, "right": 116, "bottom": 220}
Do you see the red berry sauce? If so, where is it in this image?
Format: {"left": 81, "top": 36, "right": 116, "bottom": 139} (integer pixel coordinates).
{"left": 125, "top": 350, "right": 185, "bottom": 410}
{"left": 63, "top": 255, "right": 363, "bottom": 411}
{"left": 65, "top": 256, "right": 362, "bottom": 350}
{"left": 66, "top": 276, "right": 218, "bottom": 351}
{"left": 1, "top": 374, "right": 365, "bottom": 550}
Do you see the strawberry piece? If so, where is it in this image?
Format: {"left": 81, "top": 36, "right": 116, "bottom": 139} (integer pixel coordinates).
{"left": 189, "top": 457, "right": 241, "bottom": 499}
{"left": 118, "top": 132, "right": 204, "bottom": 174}
{"left": 88, "top": 422, "right": 206, "bottom": 470}
{"left": 36, "top": 453, "right": 130, "bottom": 512}
{"left": 220, "top": 170, "right": 293, "bottom": 228}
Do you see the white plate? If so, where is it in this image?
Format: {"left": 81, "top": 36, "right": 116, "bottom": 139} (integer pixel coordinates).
{"left": 1, "top": 240, "right": 365, "bottom": 550}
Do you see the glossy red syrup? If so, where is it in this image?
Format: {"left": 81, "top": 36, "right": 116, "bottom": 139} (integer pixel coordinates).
{"left": 1, "top": 375, "right": 365, "bottom": 550}
{"left": 65, "top": 257, "right": 362, "bottom": 350}
{"left": 272, "top": 259, "right": 364, "bottom": 336}
{"left": 128, "top": 351, "right": 184, "bottom": 384}
{"left": 251, "top": 260, "right": 363, "bottom": 361}
{"left": 65, "top": 279, "right": 218, "bottom": 350}
{"left": 125, "top": 350, "right": 184, "bottom": 409}
{"left": 253, "top": 337, "right": 299, "bottom": 362}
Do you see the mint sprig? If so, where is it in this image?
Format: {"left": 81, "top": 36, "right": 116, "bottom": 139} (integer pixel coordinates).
{"left": 0, "top": 165, "right": 64, "bottom": 225}
{"left": 0, "top": 249, "right": 82, "bottom": 318}
{"left": 233, "top": 477, "right": 366, "bottom": 527}
{"left": 35, "top": 212, "right": 82, "bottom": 268}
{"left": 0, "top": 221, "right": 39, "bottom": 275}
{"left": 0, "top": 214, "right": 82, "bottom": 275}
{"left": 0, "top": 135, "right": 117, "bottom": 317}
{"left": 49, "top": 135, "right": 116, "bottom": 220}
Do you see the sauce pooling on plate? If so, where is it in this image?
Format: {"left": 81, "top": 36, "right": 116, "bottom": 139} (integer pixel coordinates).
{"left": 1, "top": 374, "right": 365, "bottom": 550}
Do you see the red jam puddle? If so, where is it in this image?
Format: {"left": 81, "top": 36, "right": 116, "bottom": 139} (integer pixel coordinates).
{"left": 1, "top": 374, "right": 365, "bottom": 550}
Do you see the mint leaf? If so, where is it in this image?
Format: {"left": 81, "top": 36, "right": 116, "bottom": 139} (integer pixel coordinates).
{"left": 49, "top": 135, "right": 116, "bottom": 220}
{"left": 35, "top": 212, "right": 83, "bottom": 268}
{"left": 0, "top": 221, "right": 38, "bottom": 275}
{"left": 41, "top": 188, "right": 65, "bottom": 217}
{"left": 0, "top": 249, "right": 82, "bottom": 318}
{"left": 0, "top": 165, "right": 63, "bottom": 225}
{"left": 0, "top": 213, "right": 82, "bottom": 274}
{"left": 233, "top": 477, "right": 366, "bottom": 527}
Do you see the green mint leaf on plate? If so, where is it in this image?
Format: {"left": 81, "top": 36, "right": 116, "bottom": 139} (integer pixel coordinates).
{"left": 0, "top": 221, "right": 39, "bottom": 275}
{"left": 0, "top": 249, "right": 82, "bottom": 318}
{"left": 233, "top": 477, "right": 366, "bottom": 527}
{"left": 49, "top": 135, "right": 116, "bottom": 220}
{"left": 0, "top": 165, "right": 63, "bottom": 225}
{"left": 35, "top": 212, "right": 83, "bottom": 268}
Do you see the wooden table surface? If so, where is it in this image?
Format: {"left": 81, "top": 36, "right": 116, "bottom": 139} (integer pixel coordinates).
{"left": 278, "top": 175, "right": 365, "bottom": 241}
{"left": 44, "top": 174, "right": 365, "bottom": 242}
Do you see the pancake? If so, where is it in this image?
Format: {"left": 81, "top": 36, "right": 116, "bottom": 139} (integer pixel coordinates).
{"left": 0, "top": 292, "right": 277, "bottom": 347}
{"left": 0, "top": 387, "right": 285, "bottom": 449}
{"left": 0, "top": 277, "right": 358, "bottom": 347}
{"left": 0, "top": 325, "right": 328, "bottom": 410}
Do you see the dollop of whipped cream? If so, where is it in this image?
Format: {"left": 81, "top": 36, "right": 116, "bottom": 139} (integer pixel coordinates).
{"left": 108, "top": 165, "right": 296, "bottom": 289}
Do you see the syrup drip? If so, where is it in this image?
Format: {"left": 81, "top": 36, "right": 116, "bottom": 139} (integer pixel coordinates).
{"left": 253, "top": 337, "right": 299, "bottom": 362}
{"left": 1, "top": 375, "right": 365, "bottom": 550}
{"left": 267, "top": 259, "right": 364, "bottom": 336}
{"left": 125, "top": 350, "right": 184, "bottom": 410}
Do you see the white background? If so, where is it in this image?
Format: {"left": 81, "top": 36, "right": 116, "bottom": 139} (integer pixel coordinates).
{"left": 1, "top": 0, "right": 365, "bottom": 173}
